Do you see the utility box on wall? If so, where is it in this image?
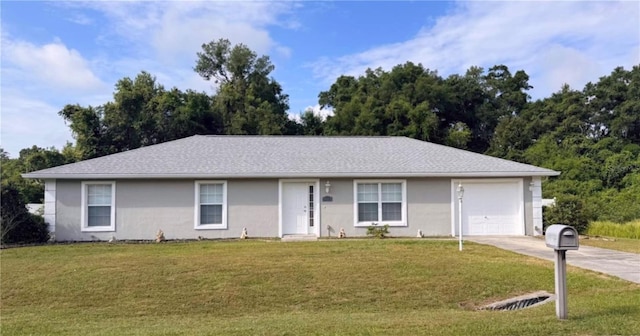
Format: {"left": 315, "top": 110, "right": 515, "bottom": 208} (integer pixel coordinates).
{"left": 545, "top": 225, "right": 579, "bottom": 250}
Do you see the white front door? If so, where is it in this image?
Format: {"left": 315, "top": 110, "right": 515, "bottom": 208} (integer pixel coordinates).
{"left": 282, "top": 182, "right": 314, "bottom": 235}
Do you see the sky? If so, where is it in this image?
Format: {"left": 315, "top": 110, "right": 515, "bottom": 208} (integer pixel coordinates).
{"left": 1, "top": 1, "right": 639, "bottom": 158}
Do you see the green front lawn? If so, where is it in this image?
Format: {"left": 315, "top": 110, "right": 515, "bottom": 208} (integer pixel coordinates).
{"left": 2, "top": 240, "right": 639, "bottom": 335}
{"left": 579, "top": 236, "right": 640, "bottom": 254}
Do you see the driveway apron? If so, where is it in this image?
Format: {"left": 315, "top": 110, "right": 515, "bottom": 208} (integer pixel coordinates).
{"left": 467, "top": 236, "right": 640, "bottom": 284}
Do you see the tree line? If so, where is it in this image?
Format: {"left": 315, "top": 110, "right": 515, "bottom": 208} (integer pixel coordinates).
{"left": 2, "top": 38, "right": 639, "bottom": 242}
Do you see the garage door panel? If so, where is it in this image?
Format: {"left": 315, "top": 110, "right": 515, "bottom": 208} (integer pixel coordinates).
{"left": 485, "top": 220, "right": 501, "bottom": 235}
{"left": 459, "top": 181, "right": 523, "bottom": 236}
{"left": 468, "top": 215, "right": 486, "bottom": 235}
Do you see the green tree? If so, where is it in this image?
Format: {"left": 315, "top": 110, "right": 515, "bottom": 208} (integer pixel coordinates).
{"left": 321, "top": 74, "right": 372, "bottom": 135}
{"left": 151, "top": 88, "right": 222, "bottom": 142}
{"left": 445, "top": 122, "right": 472, "bottom": 149}
{"left": 195, "top": 39, "right": 289, "bottom": 135}
{"left": 299, "top": 109, "right": 324, "bottom": 135}
{"left": 1, "top": 146, "right": 69, "bottom": 203}
{"left": 487, "top": 115, "right": 532, "bottom": 160}
{"left": 103, "top": 71, "right": 161, "bottom": 150}
{"left": 405, "top": 102, "right": 439, "bottom": 141}
{"left": 1, "top": 148, "right": 9, "bottom": 161}
{"left": 59, "top": 104, "right": 110, "bottom": 159}
{"left": 319, "top": 63, "right": 531, "bottom": 152}
{"left": 513, "top": 66, "right": 640, "bottom": 223}
{"left": 60, "top": 72, "right": 223, "bottom": 159}
{"left": 602, "top": 151, "right": 638, "bottom": 189}
{"left": 585, "top": 66, "right": 640, "bottom": 143}
{"left": 19, "top": 146, "right": 67, "bottom": 172}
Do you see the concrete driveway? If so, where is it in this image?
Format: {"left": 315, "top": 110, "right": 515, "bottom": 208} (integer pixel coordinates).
{"left": 468, "top": 236, "right": 640, "bottom": 284}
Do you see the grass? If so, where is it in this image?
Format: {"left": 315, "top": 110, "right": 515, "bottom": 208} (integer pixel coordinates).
{"left": 583, "top": 220, "right": 640, "bottom": 253}
{"left": 2, "top": 240, "right": 640, "bottom": 335}
{"left": 587, "top": 220, "right": 640, "bottom": 239}
{"left": 579, "top": 237, "right": 640, "bottom": 253}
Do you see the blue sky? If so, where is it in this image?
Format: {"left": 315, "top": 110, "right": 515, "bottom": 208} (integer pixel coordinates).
{"left": 1, "top": 1, "right": 638, "bottom": 157}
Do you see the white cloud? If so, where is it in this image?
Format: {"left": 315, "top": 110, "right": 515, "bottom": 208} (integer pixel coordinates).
{"left": 289, "top": 104, "right": 334, "bottom": 122}
{"left": 1, "top": 1, "right": 302, "bottom": 156}
{"left": 275, "top": 46, "right": 293, "bottom": 59}
{"left": 0, "top": 90, "right": 73, "bottom": 157}
{"left": 3, "top": 38, "right": 106, "bottom": 93}
{"left": 539, "top": 44, "right": 602, "bottom": 92}
{"left": 178, "top": 72, "right": 219, "bottom": 94}
{"left": 306, "top": 104, "right": 334, "bottom": 120}
{"left": 66, "top": 13, "right": 93, "bottom": 25}
{"left": 0, "top": 35, "right": 108, "bottom": 156}
{"left": 75, "top": 1, "right": 297, "bottom": 61}
{"left": 309, "top": 1, "right": 640, "bottom": 99}
{"left": 288, "top": 113, "right": 301, "bottom": 123}
{"left": 0, "top": 1, "right": 305, "bottom": 158}
{"left": 63, "top": 1, "right": 298, "bottom": 96}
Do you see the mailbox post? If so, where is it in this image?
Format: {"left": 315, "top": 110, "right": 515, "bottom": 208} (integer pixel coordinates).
{"left": 545, "top": 224, "right": 579, "bottom": 320}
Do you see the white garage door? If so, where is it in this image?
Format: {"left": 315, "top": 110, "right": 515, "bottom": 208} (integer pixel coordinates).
{"left": 455, "top": 180, "right": 524, "bottom": 236}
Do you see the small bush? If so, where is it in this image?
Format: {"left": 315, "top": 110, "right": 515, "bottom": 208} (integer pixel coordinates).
{"left": 3, "top": 213, "right": 49, "bottom": 244}
{"left": 366, "top": 223, "right": 390, "bottom": 239}
{"left": 543, "top": 195, "right": 590, "bottom": 234}
{"left": 587, "top": 220, "right": 640, "bottom": 239}
{"left": 1, "top": 185, "right": 49, "bottom": 245}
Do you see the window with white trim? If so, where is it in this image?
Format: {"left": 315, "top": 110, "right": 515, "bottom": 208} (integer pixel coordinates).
{"left": 354, "top": 180, "right": 407, "bottom": 226}
{"left": 194, "top": 181, "right": 227, "bottom": 229}
{"left": 81, "top": 181, "right": 116, "bottom": 232}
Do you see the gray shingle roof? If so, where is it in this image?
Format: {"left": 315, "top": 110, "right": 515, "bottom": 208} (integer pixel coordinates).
{"left": 23, "top": 135, "right": 559, "bottom": 179}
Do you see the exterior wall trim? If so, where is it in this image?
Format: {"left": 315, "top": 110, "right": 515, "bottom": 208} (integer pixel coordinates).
{"left": 531, "top": 176, "right": 543, "bottom": 236}
{"left": 44, "top": 179, "right": 57, "bottom": 235}
{"left": 24, "top": 171, "right": 560, "bottom": 180}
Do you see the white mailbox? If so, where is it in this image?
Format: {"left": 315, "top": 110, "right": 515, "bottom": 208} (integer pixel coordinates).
{"left": 545, "top": 224, "right": 579, "bottom": 320}
{"left": 545, "top": 225, "right": 579, "bottom": 250}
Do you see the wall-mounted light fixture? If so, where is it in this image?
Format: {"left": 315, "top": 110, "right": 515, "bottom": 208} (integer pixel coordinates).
{"left": 529, "top": 181, "right": 535, "bottom": 192}
{"left": 325, "top": 181, "right": 331, "bottom": 194}
{"left": 457, "top": 183, "right": 465, "bottom": 200}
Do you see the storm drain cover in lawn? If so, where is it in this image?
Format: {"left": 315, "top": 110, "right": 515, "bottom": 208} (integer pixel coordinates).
{"left": 480, "top": 291, "right": 554, "bottom": 311}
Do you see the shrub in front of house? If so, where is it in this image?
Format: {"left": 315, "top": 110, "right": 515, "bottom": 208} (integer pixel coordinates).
{"left": 1, "top": 185, "right": 49, "bottom": 246}
{"left": 543, "top": 194, "right": 590, "bottom": 234}
{"left": 366, "top": 223, "right": 390, "bottom": 239}
{"left": 6, "top": 214, "right": 49, "bottom": 245}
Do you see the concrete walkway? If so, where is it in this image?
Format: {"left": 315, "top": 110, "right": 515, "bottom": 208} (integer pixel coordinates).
{"left": 281, "top": 234, "right": 318, "bottom": 242}
{"left": 468, "top": 236, "right": 640, "bottom": 284}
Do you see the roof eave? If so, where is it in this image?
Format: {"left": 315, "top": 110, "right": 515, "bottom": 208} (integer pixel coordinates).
{"left": 22, "top": 171, "right": 561, "bottom": 180}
